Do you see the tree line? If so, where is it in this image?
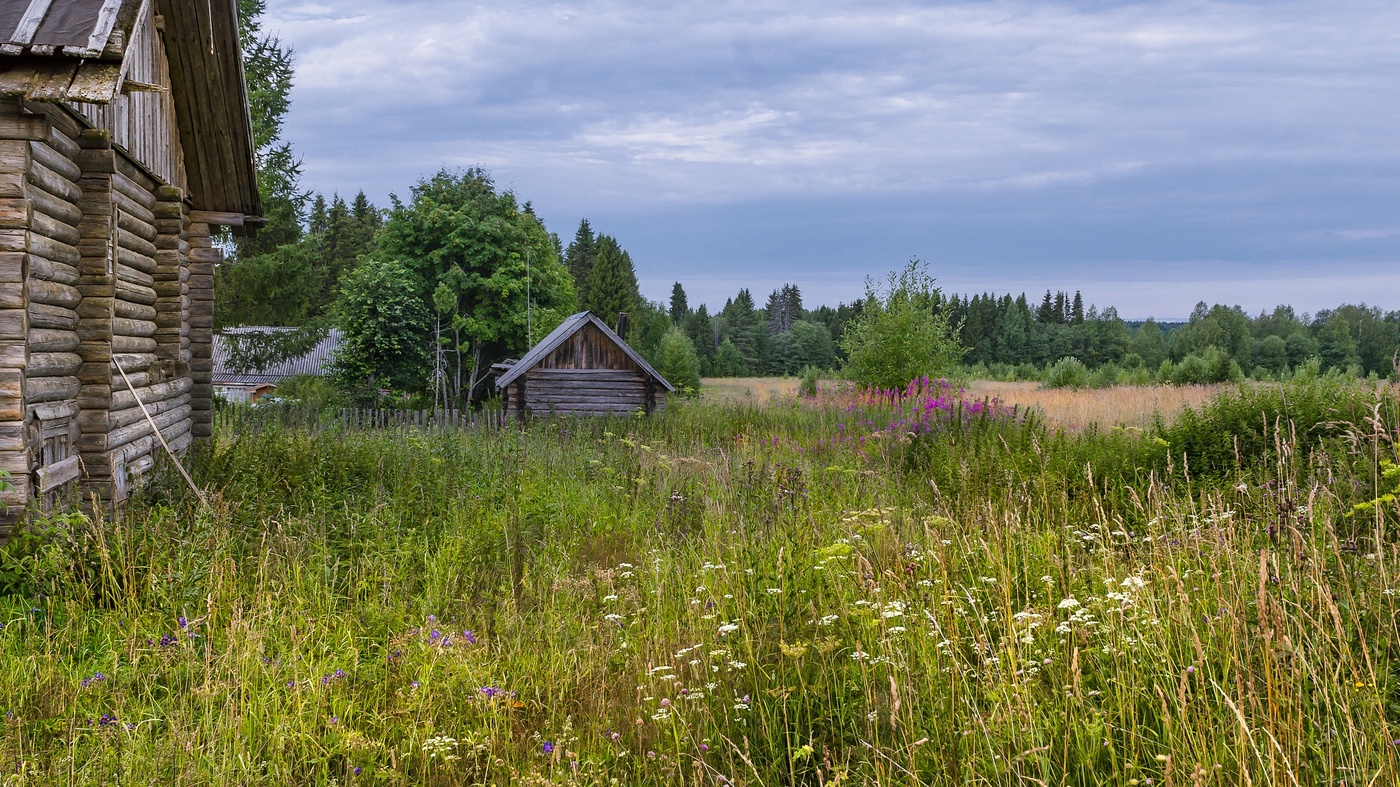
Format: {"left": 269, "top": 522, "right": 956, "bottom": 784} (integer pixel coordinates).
{"left": 222, "top": 0, "right": 1399, "bottom": 405}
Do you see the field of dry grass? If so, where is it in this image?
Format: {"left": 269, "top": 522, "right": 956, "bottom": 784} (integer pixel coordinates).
{"left": 699, "top": 376, "right": 801, "bottom": 404}
{"left": 701, "top": 376, "right": 1225, "bottom": 429}
{"left": 962, "top": 380, "right": 1226, "bottom": 429}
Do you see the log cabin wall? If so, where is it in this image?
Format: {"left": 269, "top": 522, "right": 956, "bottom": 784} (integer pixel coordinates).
{"left": 510, "top": 323, "right": 665, "bottom": 417}
{"left": 0, "top": 95, "right": 199, "bottom": 527}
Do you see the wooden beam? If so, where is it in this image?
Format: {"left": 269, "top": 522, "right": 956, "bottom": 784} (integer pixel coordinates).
{"left": 188, "top": 210, "right": 243, "bottom": 227}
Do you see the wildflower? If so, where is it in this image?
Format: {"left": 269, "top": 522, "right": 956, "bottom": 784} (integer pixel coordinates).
{"left": 178, "top": 616, "right": 189, "bottom": 630}
{"left": 1058, "top": 598, "right": 1081, "bottom": 609}
{"left": 463, "top": 630, "right": 477, "bottom": 644}
{"left": 543, "top": 741, "right": 555, "bottom": 754}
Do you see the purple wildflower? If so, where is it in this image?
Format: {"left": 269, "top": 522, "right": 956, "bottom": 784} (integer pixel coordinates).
{"left": 542, "top": 742, "right": 555, "bottom": 754}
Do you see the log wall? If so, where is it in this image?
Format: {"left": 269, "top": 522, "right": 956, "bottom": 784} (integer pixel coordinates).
{"left": 517, "top": 368, "right": 664, "bottom": 416}
{"left": 0, "top": 96, "right": 202, "bottom": 527}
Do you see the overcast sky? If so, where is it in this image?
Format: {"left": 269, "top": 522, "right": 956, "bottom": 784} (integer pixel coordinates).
{"left": 262, "top": 0, "right": 1400, "bottom": 318}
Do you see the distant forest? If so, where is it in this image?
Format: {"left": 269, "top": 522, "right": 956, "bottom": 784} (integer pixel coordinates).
{"left": 214, "top": 177, "right": 1400, "bottom": 393}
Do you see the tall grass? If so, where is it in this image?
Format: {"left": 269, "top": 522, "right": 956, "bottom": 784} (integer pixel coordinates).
{"left": 0, "top": 379, "right": 1396, "bottom": 784}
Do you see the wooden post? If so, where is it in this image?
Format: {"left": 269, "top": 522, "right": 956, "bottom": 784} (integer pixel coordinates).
{"left": 646, "top": 378, "right": 656, "bottom": 415}
{"left": 514, "top": 378, "right": 527, "bottom": 425}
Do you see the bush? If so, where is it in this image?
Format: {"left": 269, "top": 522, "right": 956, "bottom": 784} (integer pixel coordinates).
{"left": 1157, "top": 376, "right": 1382, "bottom": 476}
{"left": 841, "top": 260, "right": 964, "bottom": 391}
{"left": 1167, "top": 346, "right": 1243, "bottom": 385}
{"left": 798, "top": 365, "right": 820, "bottom": 397}
{"left": 1043, "top": 357, "right": 1090, "bottom": 389}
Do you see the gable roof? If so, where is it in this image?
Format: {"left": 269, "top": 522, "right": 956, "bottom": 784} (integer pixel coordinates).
{"left": 495, "top": 311, "right": 675, "bottom": 392}
{"left": 0, "top": 0, "right": 260, "bottom": 220}
{"left": 212, "top": 328, "right": 342, "bottom": 387}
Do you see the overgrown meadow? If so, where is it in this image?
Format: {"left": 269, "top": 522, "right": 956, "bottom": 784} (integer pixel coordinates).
{"left": 1, "top": 377, "right": 1399, "bottom": 785}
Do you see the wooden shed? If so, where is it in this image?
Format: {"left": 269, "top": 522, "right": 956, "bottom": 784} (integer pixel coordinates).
{"left": 494, "top": 311, "right": 674, "bottom": 418}
{"left": 0, "top": 0, "right": 260, "bottom": 520}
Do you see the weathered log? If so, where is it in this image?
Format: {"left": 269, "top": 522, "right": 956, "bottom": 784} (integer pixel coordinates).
{"left": 116, "top": 227, "right": 157, "bottom": 259}
{"left": 112, "top": 335, "right": 157, "bottom": 353}
{"left": 116, "top": 261, "right": 155, "bottom": 287}
{"left": 115, "top": 279, "right": 157, "bottom": 305}
{"left": 111, "top": 171, "right": 155, "bottom": 210}
{"left": 29, "top": 253, "right": 80, "bottom": 285}
{"left": 26, "top": 351, "right": 81, "bottom": 377}
{"left": 28, "top": 328, "right": 79, "bottom": 353}
{"left": 111, "top": 190, "right": 154, "bottom": 226}
{"left": 106, "top": 403, "right": 191, "bottom": 453}
{"left": 115, "top": 300, "right": 156, "bottom": 321}
{"left": 109, "top": 392, "right": 190, "bottom": 429}
{"left": 28, "top": 232, "right": 79, "bottom": 266}
{"left": 27, "top": 140, "right": 80, "bottom": 183}
{"left": 27, "top": 185, "right": 82, "bottom": 228}
{"left": 27, "top": 302, "right": 75, "bottom": 330}
{"left": 112, "top": 317, "right": 156, "bottom": 338}
{"left": 30, "top": 210, "right": 80, "bottom": 246}
{"left": 28, "top": 279, "right": 81, "bottom": 309}
{"left": 26, "top": 158, "right": 82, "bottom": 203}
{"left": 117, "top": 212, "right": 157, "bottom": 243}
{"left": 24, "top": 375, "right": 80, "bottom": 402}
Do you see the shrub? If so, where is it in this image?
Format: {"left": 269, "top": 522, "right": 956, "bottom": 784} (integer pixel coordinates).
{"left": 840, "top": 259, "right": 964, "bottom": 391}
{"left": 1043, "top": 357, "right": 1090, "bottom": 389}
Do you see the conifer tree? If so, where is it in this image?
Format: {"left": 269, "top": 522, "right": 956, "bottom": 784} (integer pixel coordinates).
{"left": 565, "top": 220, "right": 598, "bottom": 304}
{"left": 670, "top": 282, "right": 690, "bottom": 324}
{"left": 585, "top": 235, "right": 641, "bottom": 322}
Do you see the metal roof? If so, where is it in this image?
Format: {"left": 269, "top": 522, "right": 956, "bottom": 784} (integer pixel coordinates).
{"left": 494, "top": 311, "right": 675, "bottom": 391}
{"left": 212, "top": 328, "right": 343, "bottom": 387}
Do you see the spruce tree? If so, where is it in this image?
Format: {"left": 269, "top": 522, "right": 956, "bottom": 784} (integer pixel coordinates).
{"left": 585, "top": 235, "right": 641, "bottom": 322}
{"left": 565, "top": 220, "right": 598, "bottom": 304}
{"left": 670, "top": 282, "right": 689, "bottom": 324}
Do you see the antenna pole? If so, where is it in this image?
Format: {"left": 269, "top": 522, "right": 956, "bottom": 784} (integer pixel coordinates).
{"left": 526, "top": 249, "right": 532, "bottom": 345}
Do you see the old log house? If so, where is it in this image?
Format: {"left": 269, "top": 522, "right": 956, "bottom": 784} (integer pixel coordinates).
{"left": 0, "top": 0, "right": 260, "bottom": 525}
{"left": 494, "top": 311, "right": 675, "bottom": 418}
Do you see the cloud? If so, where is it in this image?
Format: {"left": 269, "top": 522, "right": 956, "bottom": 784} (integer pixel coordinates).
{"left": 262, "top": 0, "right": 1400, "bottom": 311}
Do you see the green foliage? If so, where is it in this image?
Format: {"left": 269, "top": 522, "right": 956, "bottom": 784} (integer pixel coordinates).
{"left": 798, "top": 365, "right": 821, "bottom": 396}
{"left": 564, "top": 219, "right": 598, "bottom": 303}
{"left": 654, "top": 326, "right": 701, "bottom": 396}
{"left": 378, "top": 168, "right": 576, "bottom": 402}
{"left": 270, "top": 374, "right": 346, "bottom": 408}
{"left": 1157, "top": 375, "right": 1381, "bottom": 476}
{"left": 1161, "top": 346, "right": 1243, "bottom": 385}
{"left": 330, "top": 259, "right": 431, "bottom": 394}
{"left": 1043, "top": 356, "right": 1090, "bottom": 389}
{"left": 719, "top": 289, "right": 764, "bottom": 374}
{"left": 711, "top": 338, "right": 748, "bottom": 377}
{"left": 217, "top": 326, "right": 326, "bottom": 376}
{"left": 582, "top": 235, "right": 640, "bottom": 321}
{"left": 840, "top": 259, "right": 964, "bottom": 391}
{"left": 669, "top": 282, "right": 689, "bottom": 324}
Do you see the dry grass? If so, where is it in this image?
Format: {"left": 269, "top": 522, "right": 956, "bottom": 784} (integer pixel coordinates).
{"left": 702, "top": 376, "right": 1226, "bottom": 430}
{"left": 699, "top": 376, "right": 801, "bottom": 404}
{"left": 962, "top": 380, "right": 1227, "bottom": 430}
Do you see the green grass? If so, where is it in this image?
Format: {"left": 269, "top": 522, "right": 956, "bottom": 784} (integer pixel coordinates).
{"left": 0, "top": 380, "right": 1398, "bottom": 785}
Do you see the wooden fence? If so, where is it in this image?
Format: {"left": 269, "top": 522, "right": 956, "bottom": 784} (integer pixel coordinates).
{"left": 213, "top": 403, "right": 506, "bottom": 434}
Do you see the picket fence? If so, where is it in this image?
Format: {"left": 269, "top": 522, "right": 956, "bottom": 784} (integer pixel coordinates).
{"left": 213, "top": 402, "right": 507, "bottom": 434}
